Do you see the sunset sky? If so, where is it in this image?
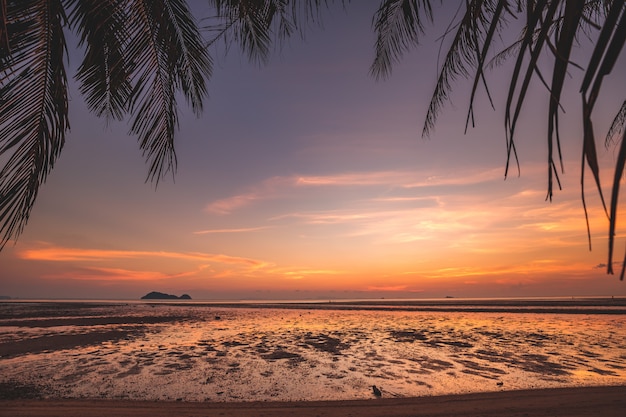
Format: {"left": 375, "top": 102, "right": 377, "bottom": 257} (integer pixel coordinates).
{"left": 1, "top": 1, "right": 626, "bottom": 300}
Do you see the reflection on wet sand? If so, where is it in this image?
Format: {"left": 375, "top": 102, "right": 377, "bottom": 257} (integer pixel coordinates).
{"left": 0, "top": 302, "right": 625, "bottom": 401}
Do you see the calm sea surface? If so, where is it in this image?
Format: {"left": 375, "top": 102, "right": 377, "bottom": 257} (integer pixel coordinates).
{"left": 0, "top": 299, "right": 624, "bottom": 401}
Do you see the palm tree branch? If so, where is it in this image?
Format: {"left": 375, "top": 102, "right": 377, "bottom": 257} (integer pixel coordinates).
{"left": 423, "top": 0, "right": 501, "bottom": 138}
{"left": 0, "top": 0, "right": 69, "bottom": 248}
{"left": 545, "top": 0, "right": 584, "bottom": 204}
{"left": 208, "top": 0, "right": 276, "bottom": 64}
{"left": 609, "top": 126, "right": 626, "bottom": 278}
{"left": 503, "top": 0, "right": 555, "bottom": 179}
{"left": 0, "top": 0, "right": 9, "bottom": 53}
{"left": 606, "top": 100, "right": 626, "bottom": 146}
{"left": 465, "top": 0, "right": 508, "bottom": 134}
{"left": 66, "top": 0, "right": 132, "bottom": 120}
{"left": 205, "top": 1, "right": 341, "bottom": 65}
{"left": 163, "top": 0, "right": 212, "bottom": 114}
{"left": 370, "top": 0, "right": 435, "bottom": 80}
{"left": 593, "top": 4, "right": 626, "bottom": 274}
{"left": 126, "top": 0, "right": 178, "bottom": 183}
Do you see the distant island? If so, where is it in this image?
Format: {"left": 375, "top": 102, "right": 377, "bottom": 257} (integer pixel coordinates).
{"left": 0, "top": 295, "right": 11, "bottom": 300}
{"left": 141, "top": 291, "right": 191, "bottom": 300}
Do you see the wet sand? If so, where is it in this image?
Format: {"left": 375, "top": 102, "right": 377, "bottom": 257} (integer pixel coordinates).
{"left": 2, "top": 386, "right": 625, "bottom": 417}
{"left": 2, "top": 300, "right": 625, "bottom": 405}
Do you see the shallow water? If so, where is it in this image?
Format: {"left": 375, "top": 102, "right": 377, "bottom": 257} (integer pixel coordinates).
{"left": 0, "top": 303, "right": 625, "bottom": 401}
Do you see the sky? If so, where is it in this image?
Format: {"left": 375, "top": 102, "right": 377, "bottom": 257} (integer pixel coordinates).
{"left": 2, "top": 1, "right": 626, "bottom": 300}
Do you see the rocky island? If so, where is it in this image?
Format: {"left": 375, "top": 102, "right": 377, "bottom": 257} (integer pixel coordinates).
{"left": 140, "top": 291, "right": 191, "bottom": 300}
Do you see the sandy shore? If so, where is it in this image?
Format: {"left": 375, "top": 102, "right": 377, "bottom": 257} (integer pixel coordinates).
{"left": 1, "top": 386, "right": 624, "bottom": 417}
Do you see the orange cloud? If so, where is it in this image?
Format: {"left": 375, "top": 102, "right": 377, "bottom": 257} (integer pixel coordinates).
{"left": 19, "top": 245, "right": 269, "bottom": 268}
{"left": 366, "top": 285, "right": 410, "bottom": 292}
{"left": 295, "top": 171, "right": 413, "bottom": 186}
{"left": 402, "top": 167, "right": 510, "bottom": 188}
{"left": 282, "top": 269, "right": 345, "bottom": 280}
{"left": 424, "top": 259, "right": 595, "bottom": 281}
{"left": 40, "top": 264, "right": 212, "bottom": 281}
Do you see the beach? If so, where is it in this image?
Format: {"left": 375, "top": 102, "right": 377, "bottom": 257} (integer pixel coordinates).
{"left": 2, "top": 386, "right": 625, "bottom": 417}
{"left": 1, "top": 299, "right": 625, "bottom": 415}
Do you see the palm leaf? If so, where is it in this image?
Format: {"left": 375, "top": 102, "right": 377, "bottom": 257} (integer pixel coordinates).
{"left": 504, "top": 0, "right": 559, "bottom": 183}
{"left": 0, "top": 0, "right": 8, "bottom": 54}
{"left": 161, "top": 0, "right": 212, "bottom": 114}
{"left": 465, "top": 0, "right": 509, "bottom": 133}
{"left": 370, "top": 0, "right": 435, "bottom": 80}
{"left": 546, "top": 0, "right": 583, "bottom": 201}
{"left": 580, "top": 0, "right": 625, "bottom": 274}
{"left": 125, "top": 0, "right": 211, "bottom": 183}
{"left": 422, "top": 0, "right": 505, "bottom": 136}
{"left": 67, "top": 0, "right": 132, "bottom": 120}
{"left": 606, "top": 100, "right": 626, "bottom": 146}
{"left": 208, "top": 0, "right": 285, "bottom": 64}
{"left": 589, "top": 3, "right": 626, "bottom": 275}
{"left": 609, "top": 127, "right": 626, "bottom": 280}
{"left": 0, "top": 0, "right": 69, "bottom": 249}
{"left": 206, "top": 1, "right": 343, "bottom": 64}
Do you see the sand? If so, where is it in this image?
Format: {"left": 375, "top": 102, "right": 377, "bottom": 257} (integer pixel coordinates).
{"left": 1, "top": 386, "right": 625, "bottom": 417}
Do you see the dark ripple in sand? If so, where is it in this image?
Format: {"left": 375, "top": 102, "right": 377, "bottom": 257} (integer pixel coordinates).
{"left": 0, "top": 381, "right": 47, "bottom": 399}
{"left": 389, "top": 330, "right": 428, "bottom": 342}
{"left": 0, "top": 328, "right": 144, "bottom": 358}
{"left": 261, "top": 349, "right": 302, "bottom": 361}
{"left": 0, "top": 316, "right": 186, "bottom": 328}
{"left": 303, "top": 333, "right": 348, "bottom": 354}
{"left": 518, "top": 354, "right": 572, "bottom": 376}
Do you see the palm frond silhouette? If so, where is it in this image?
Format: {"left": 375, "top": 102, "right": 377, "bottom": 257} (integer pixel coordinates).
{"left": 371, "top": 0, "right": 625, "bottom": 278}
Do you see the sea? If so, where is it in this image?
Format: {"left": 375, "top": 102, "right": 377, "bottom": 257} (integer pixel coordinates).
{"left": 0, "top": 297, "right": 624, "bottom": 402}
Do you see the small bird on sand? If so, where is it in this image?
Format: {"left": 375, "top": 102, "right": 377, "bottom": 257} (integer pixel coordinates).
{"left": 372, "top": 385, "right": 382, "bottom": 397}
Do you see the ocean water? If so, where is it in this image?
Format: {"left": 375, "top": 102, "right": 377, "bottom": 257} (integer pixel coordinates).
{"left": 0, "top": 300, "right": 625, "bottom": 401}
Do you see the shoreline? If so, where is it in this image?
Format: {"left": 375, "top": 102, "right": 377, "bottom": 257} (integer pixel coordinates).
{"left": 2, "top": 297, "right": 626, "bottom": 315}
{"left": 2, "top": 386, "right": 625, "bottom": 417}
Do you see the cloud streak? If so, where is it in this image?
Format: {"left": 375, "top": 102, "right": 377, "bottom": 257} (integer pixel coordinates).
{"left": 193, "top": 226, "right": 271, "bottom": 235}
{"left": 20, "top": 245, "right": 269, "bottom": 267}
{"left": 204, "top": 168, "right": 507, "bottom": 215}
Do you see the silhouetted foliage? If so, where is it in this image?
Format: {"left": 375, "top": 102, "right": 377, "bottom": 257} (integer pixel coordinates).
{"left": 369, "top": 1, "right": 625, "bottom": 278}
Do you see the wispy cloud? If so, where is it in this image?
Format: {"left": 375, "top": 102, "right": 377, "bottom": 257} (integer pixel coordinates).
{"left": 294, "top": 171, "right": 412, "bottom": 186}
{"left": 193, "top": 226, "right": 271, "bottom": 235}
{"left": 401, "top": 167, "right": 508, "bottom": 188}
{"left": 204, "top": 168, "right": 505, "bottom": 215}
{"left": 205, "top": 193, "right": 263, "bottom": 215}
{"left": 19, "top": 245, "right": 269, "bottom": 267}
{"left": 282, "top": 269, "right": 344, "bottom": 280}
{"left": 205, "top": 176, "right": 293, "bottom": 214}
{"left": 366, "top": 285, "right": 410, "bottom": 292}
{"left": 17, "top": 243, "right": 356, "bottom": 284}
{"left": 40, "top": 264, "right": 212, "bottom": 282}
{"left": 424, "top": 258, "right": 596, "bottom": 280}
